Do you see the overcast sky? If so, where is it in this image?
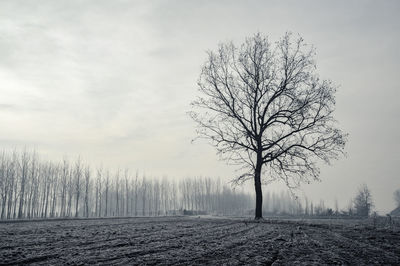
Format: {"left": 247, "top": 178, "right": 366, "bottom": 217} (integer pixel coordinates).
{"left": 0, "top": 0, "right": 399, "bottom": 213}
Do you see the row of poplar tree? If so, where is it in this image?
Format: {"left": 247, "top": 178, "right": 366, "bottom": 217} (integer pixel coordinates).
{"left": 0, "top": 148, "right": 339, "bottom": 220}
{"left": 0, "top": 149, "right": 255, "bottom": 220}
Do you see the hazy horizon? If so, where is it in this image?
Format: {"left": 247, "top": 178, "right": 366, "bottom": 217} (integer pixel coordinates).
{"left": 0, "top": 0, "right": 399, "bottom": 214}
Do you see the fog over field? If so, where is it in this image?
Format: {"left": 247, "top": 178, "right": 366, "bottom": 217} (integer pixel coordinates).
{"left": 0, "top": 0, "right": 399, "bottom": 214}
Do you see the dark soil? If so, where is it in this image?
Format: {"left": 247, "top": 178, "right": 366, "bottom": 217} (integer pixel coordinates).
{"left": 0, "top": 216, "right": 399, "bottom": 265}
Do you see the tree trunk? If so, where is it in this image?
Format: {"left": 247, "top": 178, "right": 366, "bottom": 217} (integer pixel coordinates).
{"left": 1, "top": 194, "right": 7, "bottom": 219}
{"left": 254, "top": 153, "right": 263, "bottom": 219}
{"left": 98, "top": 181, "right": 102, "bottom": 218}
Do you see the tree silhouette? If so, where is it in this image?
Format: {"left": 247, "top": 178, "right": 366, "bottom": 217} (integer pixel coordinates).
{"left": 394, "top": 189, "right": 400, "bottom": 207}
{"left": 354, "top": 184, "right": 373, "bottom": 217}
{"left": 190, "top": 32, "right": 347, "bottom": 219}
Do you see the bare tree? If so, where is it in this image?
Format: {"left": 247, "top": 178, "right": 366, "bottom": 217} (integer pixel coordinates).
{"left": 134, "top": 171, "right": 138, "bottom": 216}
{"left": 26, "top": 154, "right": 38, "bottom": 218}
{"left": 0, "top": 152, "right": 10, "bottom": 219}
{"left": 171, "top": 180, "right": 177, "bottom": 214}
{"left": 153, "top": 179, "right": 160, "bottom": 216}
{"left": 60, "top": 158, "right": 69, "bottom": 217}
{"left": 190, "top": 33, "right": 347, "bottom": 219}
{"left": 115, "top": 170, "right": 120, "bottom": 216}
{"left": 124, "top": 169, "right": 129, "bottom": 216}
{"left": 353, "top": 184, "right": 373, "bottom": 217}
{"left": 142, "top": 176, "right": 147, "bottom": 216}
{"left": 41, "top": 163, "right": 52, "bottom": 218}
{"left": 84, "top": 166, "right": 90, "bottom": 218}
{"left": 50, "top": 164, "right": 59, "bottom": 218}
{"left": 74, "top": 158, "right": 82, "bottom": 217}
{"left": 104, "top": 170, "right": 110, "bottom": 217}
{"left": 7, "top": 151, "right": 17, "bottom": 219}
{"left": 394, "top": 189, "right": 400, "bottom": 208}
{"left": 66, "top": 164, "right": 74, "bottom": 217}
{"left": 17, "top": 150, "right": 30, "bottom": 219}
{"left": 161, "top": 178, "right": 169, "bottom": 215}
{"left": 147, "top": 179, "right": 153, "bottom": 216}
{"left": 95, "top": 166, "right": 103, "bottom": 217}
{"left": 334, "top": 198, "right": 339, "bottom": 215}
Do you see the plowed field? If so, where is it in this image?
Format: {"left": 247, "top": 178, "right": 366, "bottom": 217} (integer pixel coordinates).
{"left": 1, "top": 216, "right": 399, "bottom": 265}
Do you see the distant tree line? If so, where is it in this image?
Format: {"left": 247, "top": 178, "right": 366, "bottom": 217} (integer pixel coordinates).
{"left": 262, "top": 191, "right": 307, "bottom": 216}
{"left": 262, "top": 184, "right": 378, "bottom": 218}
{"left": 1, "top": 148, "right": 388, "bottom": 220}
{"left": 262, "top": 191, "right": 338, "bottom": 217}
{"left": 0, "top": 149, "right": 254, "bottom": 220}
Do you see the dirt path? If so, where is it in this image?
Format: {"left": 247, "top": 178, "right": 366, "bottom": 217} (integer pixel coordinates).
{"left": 0, "top": 217, "right": 399, "bottom": 265}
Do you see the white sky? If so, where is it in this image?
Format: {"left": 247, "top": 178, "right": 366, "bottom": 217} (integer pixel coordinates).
{"left": 0, "top": 0, "right": 399, "bottom": 213}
